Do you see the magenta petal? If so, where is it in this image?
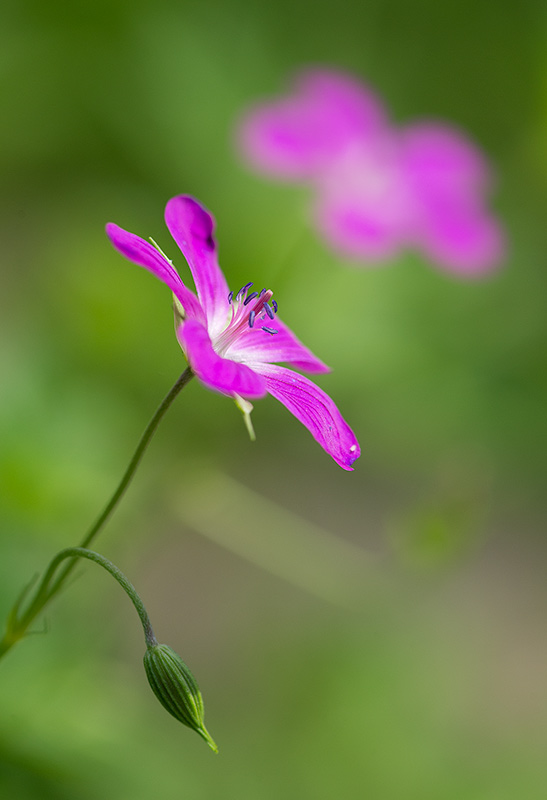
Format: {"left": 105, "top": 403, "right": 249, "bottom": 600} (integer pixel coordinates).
{"left": 401, "top": 123, "right": 490, "bottom": 200}
{"left": 255, "top": 364, "right": 360, "bottom": 470}
{"left": 177, "top": 319, "right": 267, "bottom": 399}
{"left": 165, "top": 196, "right": 230, "bottom": 338}
{"left": 417, "top": 202, "right": 505, "bottom": 275}
{"left": 106, "top": 223, "right": 205, "bottom": 322}
{"left": 399, "top": 124, "right": 504, "bottom": 273}
{"left": 238, "top": 69, "right": 387, "bottom": 180}
{"left": 226, "top": 316, "right": 330, "bottom": 373}
{"left": 314, "top": 191, "right": 405, "bottom": 261}
{"left": 312, "top": 137, "right": 408, "bottom": 261}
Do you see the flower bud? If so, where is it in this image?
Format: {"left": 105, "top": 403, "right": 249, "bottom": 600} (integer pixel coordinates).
{"left": 143, "top": 643, "right": 218, "bottom": 752}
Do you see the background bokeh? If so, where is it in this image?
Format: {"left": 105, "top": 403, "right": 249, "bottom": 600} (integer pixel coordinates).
{"left": 2, "top": 0, "right": 547, "bottom": 797}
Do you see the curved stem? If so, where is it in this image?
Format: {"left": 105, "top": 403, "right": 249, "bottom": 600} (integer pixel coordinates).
{"left": 0, "top": 369, "right": 193, "bottom": 659}
{"left": 49, "top": 368, "right": 193, "bottom": 597}
{"left": 40, "top": 548, "right": 157, "bottom": 647}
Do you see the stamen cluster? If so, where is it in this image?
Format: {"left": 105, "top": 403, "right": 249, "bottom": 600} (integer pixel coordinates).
{"left": 215, "top": 282, "right": 278, "bottom": 354}
{"left": 106, "top": 194, "right": 361, "bottom": 470}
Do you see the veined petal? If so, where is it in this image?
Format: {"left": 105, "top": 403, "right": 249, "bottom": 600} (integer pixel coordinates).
{"left": 165, "top": 196, "right": 230, "bottom": 338}
{"left": 254, "top": 364, "right": 360, "bottom": 470}
{"left": 106, "top": 223, "right": 205, "bottom": 322}
{"left": 177, "top": 319, "right": 267, "bottom": 399}
{"left": 237, "top": 69, "right": 387, "bottom": 180}
{"left": 226, "top": 316, "right": 330, "bottom": 373}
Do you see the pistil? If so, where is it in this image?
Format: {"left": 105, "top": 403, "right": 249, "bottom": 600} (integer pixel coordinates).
{"left": 214, "top": 283, "right": 278, "bottom": 354}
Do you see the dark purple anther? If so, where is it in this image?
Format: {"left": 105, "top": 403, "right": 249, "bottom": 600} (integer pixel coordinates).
{"left": 264, "top": 302, "right": 274, "bottom": 320}
{"left": 237, "top": 281, "right": 253, "bottom": 300}
{"left": 248, "top": 310, "right": 256, "bottom": 328}
{"left": 262, "top": 326, "right": 278, "bottom": 335}
{"left": 259, "top": 288, "right": 266, "bottom": 296}
{"left": 243, "top": 291, "right": 258, "bottom": 305}
{"left": 272, "top": 300, "right": 278, "bottom": 313}
{"left": 228, "top": 291, "right": 233, "bottom": 304}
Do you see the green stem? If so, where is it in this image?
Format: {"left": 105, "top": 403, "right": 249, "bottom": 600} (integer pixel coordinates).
{"left": 50, "top": 368, "right": 193, "bottom": 595}
{"left": 0, "top": 368, "right": 193, "bottom": 659}
{"left": 41, "top": 547, "right": 157, "bottom": 647}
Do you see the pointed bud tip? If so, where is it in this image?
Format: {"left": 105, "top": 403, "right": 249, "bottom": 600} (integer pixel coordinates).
{"left": 199, "top": 726, "right": 219, "bottom": 753}
{"left": 143, "top": 643, "right": 217, "bottom": 752}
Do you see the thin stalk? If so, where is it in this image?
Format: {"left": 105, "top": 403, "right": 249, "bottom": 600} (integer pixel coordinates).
{"left": 36, "top": 547, "right": 157, "bottom": 647}
{"left": 0, "top": 368, "right": 193, "bottom": 659}
{"left": 50, "top": 368, "right": 193, "bottom": 596}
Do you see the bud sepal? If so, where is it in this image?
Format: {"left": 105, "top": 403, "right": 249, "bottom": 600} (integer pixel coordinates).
{"left": 144, "top": 643, "right": 218, "bottom": 752}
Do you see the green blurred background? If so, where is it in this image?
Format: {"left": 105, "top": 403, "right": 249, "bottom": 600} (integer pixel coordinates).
{"left": 2, "top": 0, "right": 547, "bottom": 797}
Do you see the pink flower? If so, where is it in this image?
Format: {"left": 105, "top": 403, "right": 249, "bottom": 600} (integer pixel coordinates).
{"left": 106, "top": 195, "right": 360, "bottom": 470}
{"left": 238, "top": 69, "right": 505, "bottom": 276}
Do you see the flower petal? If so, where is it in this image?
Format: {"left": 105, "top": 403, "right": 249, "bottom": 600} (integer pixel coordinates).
{"left": 237, "top": 69, "right": 387, "bottom": 180}
{"left": 399, "top": 124, "right": 505, "bottom": 274}
{"left": 106, "top": 223, "right": 205, "bottom": 322}
{"left": 401, "top": 123, "right": 490, "bottom": 200}
{"left": 312, "top": 138, "right": 408, "bottom": 261}
{"left": 415, "top": 200, "right": 505, "bottom": 275}
{"left": 226, "top": 316, "right": 330, "bottom": 373}
{"left": 177, "top": 319, "right": 267, "bottom": 399}
{"left": 314, "top": 192, "right": 406, "bottom": 261}
{"left": 254, "top": 364, "right": 360, "bottom": 470}
{"left": 165, "top": 196, "right": 230, "bottom": 338}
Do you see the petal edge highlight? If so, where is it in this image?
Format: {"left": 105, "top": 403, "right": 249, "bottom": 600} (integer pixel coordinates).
{"left": 255, "top": 364, "right": 360, "bottom": 470}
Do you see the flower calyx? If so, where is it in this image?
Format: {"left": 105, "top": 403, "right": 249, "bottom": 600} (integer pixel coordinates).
{"left": 144, "top": 643, "right": 218, "bottom": 752}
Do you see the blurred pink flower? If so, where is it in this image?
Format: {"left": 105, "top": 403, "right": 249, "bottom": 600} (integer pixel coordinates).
{"left": 238, "top": 69, "right": 505, "bottom": 276}
{"left": 107, "top": 195, "right": 360, "bottom": 470}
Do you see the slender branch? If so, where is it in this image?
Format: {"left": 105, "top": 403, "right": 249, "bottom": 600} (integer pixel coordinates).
{"left": 0, "top": 368, "right": 193, "bottom": 659}
{"left": 42, "top": 548, "right": 157, "bottom": 647}
{"left": 49, "top": 368, "right": 193, "bottom": 597}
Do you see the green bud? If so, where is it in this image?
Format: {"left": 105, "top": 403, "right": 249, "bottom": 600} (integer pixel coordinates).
{"left": 143, "top": 643, "right": 218, "bottom": 752}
